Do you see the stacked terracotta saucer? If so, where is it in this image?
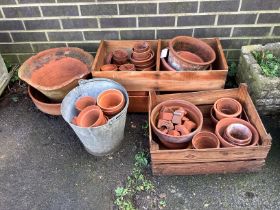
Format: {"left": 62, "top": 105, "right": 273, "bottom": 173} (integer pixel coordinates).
{"left": 130, "top": 41, "right": 156, "bottom": 71}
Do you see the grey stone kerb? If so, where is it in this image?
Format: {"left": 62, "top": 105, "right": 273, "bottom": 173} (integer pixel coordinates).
{"left": 236, "top": 42, "right": 280, "bottom": 115}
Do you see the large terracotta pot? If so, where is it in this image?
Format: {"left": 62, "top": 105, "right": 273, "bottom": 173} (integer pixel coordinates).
{"left": 151, "top": 100, "right": 203, "bottom": 149}
{"left": 97, "top": 89, "right": 125, "bottom": 116}
{"left": 192, "top": 131, "right": 220, "bottom": 149}
{"left": 168, "top": 36, "right": 216, "bottom": 71}
{"left": 214, "top": 98, "right": 242, "bottom": 120}
{"left": 76, "top": 105, "right": 107, "bottom": 127}
{"left": 75, "top": 96, "right": 96, "bottom": 112}
{"left": 19, "top": 47, "right": 93, "bottom": 102}
{"left": 28, "top": 85, "right": 61, "bottom": 116}
{"left": 215, "top": 118, "right": 259, "bottom": 147}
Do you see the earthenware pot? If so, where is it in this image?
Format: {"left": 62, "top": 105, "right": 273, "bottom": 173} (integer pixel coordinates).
{"left": 223, "top": 123, "right": 252, "bottom": 146}
{"left": 161, "top": 57, "right": 176, "bottom": 71}
{"left": 192, "top": 131, "right": 220, "bottom": 149}
{"left": 215, "top": 118, "right": 259, "bottom": 147}
{"left": 133, "top": 41, "right": 150, "bottom": 53}
{"left": 168, "top": 36, "right": 216, "bottom": 71}
{"left": 132, "top": 49, "right": 152, "bottom": 60}
{"left": 113, "top": 49, "right": 128, "bottom": 60}
{"left": 151, "top": 100, "right": 203, "bottom": 149}
{"left": 214, "top": 98, "right": 242, "bottom": 120}
{"left": 210, "top": 106, "right": 219, "bottom": 125}
{"left": 138, "top": 63, "right": 156, "bottom": 71}
{"left": 106, "top": 52, "right": 113, "bottom": 64}
{"left": 76, "top": 105, "right": 106, "bottom": 127}
{"left": 177, "top": 51, "right": 204, "bottom": 63}
{"left": 130, "top": 50, "right": 155, "bottom": 66}
{"left": 28, "top": 85, "right": 61, "bottom": 116}
{"left": 75, "top": 96, "right": 96, "bottom": 112}
{"left": 97, "top": 89, "right": 125, "bottom": 116}
{"left": 100, "top": 64, "right": 118, "bottom": 71}
{"left": 119, "top": 63, "right": 136, "bottom": 71}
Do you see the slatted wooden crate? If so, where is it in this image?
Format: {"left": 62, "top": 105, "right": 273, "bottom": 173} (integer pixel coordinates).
{"left": 148, "top": 84, "right": 272, "bottom": 175}
{"left": 92, "top": 38, "right": 228, "bottom": 112}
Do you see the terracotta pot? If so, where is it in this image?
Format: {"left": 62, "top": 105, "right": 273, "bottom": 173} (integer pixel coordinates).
{"left": 177, "top": 51, "right": 204, "bottom": 63}
{"left": 214, "top": 98, "right": 242, "bottom": 120}
{"left": 223, "top": 123, "right": 252, "bottom": 146}
{"left": 97, "top": 89, "right": 125, "bottom": 116}
{"left": 215, "top": 118, "right": 259, "bottom": 147}
{"left": 71, "top": 116, "right": 78, "bottom": 125}
{"left": 192, "top": 131, "right": 220, "bottom": 149}
{"left": 210, "top": 106, "right": 219, "bottom": 125}
{"left": 132, "top": 49, "right": 152, "bottom": 60}
{"left": 19, "top": 47, "right": 93, "bottom": 102}
{"left": 161, "top": 57, "right": 176, "bottom": 71}
{"left": 168, "top": 36, "right": 216, "bottom": 71}
{"left": 75, "top": 96, "right": 96, "bottom": 112}
{"left": 151, "top": 100, "right": 203, "bottom": 149}
{"left": 106, "top": 52, "right": 113, "bottom": 64}
{"left": 113, "top": 49, "right": 128, "bottom": 60}
{"left": 76, "top": 105, "right": 106, "bottom": 127}
{"left": 133, "top": 41, "right": 150, "bottom": 53}
{"left": 28, "top": 85, "right": 61, "bottom": 115}
{"left": 130, "top": 50, "right": 155, "bottom": 66}
{"left": 100, "top": 64, "right": 118, "bottom": 71}
{"left": 119, "top": 63, "right": 136, "bottom": 71}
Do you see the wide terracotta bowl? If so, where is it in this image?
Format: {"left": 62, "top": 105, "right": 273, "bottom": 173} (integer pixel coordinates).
{"left": 215, "top": 118, "right": 259, "bottom": 147}
{"left": 28, "top": 85, "right": 61, "bottom": 116}
{"left": 151, "top": 100, "right": 203, "bottom": 149}
{"left": 19, "top": 47, "right": 93, "bottom": 102}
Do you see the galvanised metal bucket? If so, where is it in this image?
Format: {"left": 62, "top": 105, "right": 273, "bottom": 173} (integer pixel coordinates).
{"left": 61, "top": 78, "right": 129, "bottom": 156}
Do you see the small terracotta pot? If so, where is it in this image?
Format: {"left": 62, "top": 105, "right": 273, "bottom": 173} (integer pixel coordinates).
{"left": 210, "top": 106, "right": 219, "bottom": 125}
{"left": 97, "top": 89, "right": 125, "bottom": 116}
{"left": 28, "top": 85, "right": 61, "bottom": 116}
{"left": 223, "top": 123, "right": 252, "bottom": 146}
{"left": 133, "top": 41, "right": 150, "bottom": 53}
{"left": 215, "top": 118, "right": 259, "bottom": 147}
{"left": 130, "top": 50, "right": 155, "bottom": 66}
{"left": 100, "top": 64, "right": 118, "bottom": 71}
{"left": 76, "top": 105, "right": 106, "bottom": 127}
{"left": 161, "top": 57, "right": 176, "bottom": 71}
{"left": 75, "top": 96, "right": 96, "bottom": 112}
{"left": 132, "top": 49, "right": 151, "bottom": 60}
{"left": 139, "top": 63, "right": 156, "bottom": 71}
{"left": 113, "top": 49, "right": 128, "bottom": 60}
{"left": 106, "top": 52, "right": 113, "bottom": 64}
{"left": 214, "top": 98, "right": 242, "bottom": 120}
{"left": 177, "top": 51, "right": 204, "bottom": 63}
{"left": 192, "top": 131, "right": 220, "bottom": 149}
{"left": 119, "top": 63, "right": 136, "bottom": 71}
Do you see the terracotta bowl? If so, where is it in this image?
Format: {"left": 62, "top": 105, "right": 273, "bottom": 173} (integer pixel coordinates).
{"left": 19, "top": 47, "right": 93, "bottom": 102}
{"left": 97, "top": 89, "right": 125, "bottom": 116}
{"left": 100, "top": 64, "right": 118, "bottom": 71}
{"left": 151, "top": 100, "right": 203, "bottom": 149}
{"left": 215, "top": 118, "right": 259, "bottom": 147}
{"left": 76, "top": 105, "right": 107, "bottom": 127}
{"left": 133, "top": 41, "right": 150, "bottom": 53}
{"left": 75, "top": 96, "right": 96, "bottom": 112}
{"left": 214, "top": 98, "right": 242, "bottom": 120}
{"left": 223, "top": 123, "right": 252, "bottom": 146}
{"left": 192, "top": 131, "right": 220, "bottom": 149}
{"left": 28, "top": 85, "right": 61, "bottom": 116}
{"left": 119, "top": 63, "right": 136, "bottom": 71}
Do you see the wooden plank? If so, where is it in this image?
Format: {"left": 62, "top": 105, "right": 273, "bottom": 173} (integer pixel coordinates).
{"left": 152, "top": 160, "right": 265, "bottom": 175}
{"left": 128, "top": 95, "right": 149, "bottom": 112}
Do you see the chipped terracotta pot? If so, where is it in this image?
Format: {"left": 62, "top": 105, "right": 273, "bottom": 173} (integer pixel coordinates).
{"left": 133, "top": 41, "right": 150, "bottom": 53}
{"left": 75, "top": 96, "right": 96, "bottom": 112}
{"left": 192, "top": 131, "right": 220, "bottom": 149}
{"left": 215, "top": 118, "right": 259, "bottom": 147}
{"left": 214, "top": 98, "right": 242, "bottom": 120}
{"left": 151, "top": 100, "right": 203, "bottom": 149}
{"left": 19, "top": 47, "right": 93, "bottom": 102}
{"left": 168, "top": 36, "right": 216, "bottom": 71}
{"left": 28, "top": 85, "right": 61, "bottom": 116}
{"left": 100, "top": 64, "right": 118, "bottom": 71}
{"left": 97, "top": 89, "right": 125, "bottom": 116}
{"left": 223, "top": 123, "right": 252, "bottom": 146}
{"left": 119, "top": 64, "right": 136, "bottom": 71}
{"left": 76, "top": 105, "right": 107, "bottom": 127}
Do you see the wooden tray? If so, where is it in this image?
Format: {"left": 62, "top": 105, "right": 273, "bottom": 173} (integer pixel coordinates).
{"left": 92, "top": 38, "right": 228, "bottom": 112}
{"left": 148, "top": 84, "right": 272, "bottom": 175}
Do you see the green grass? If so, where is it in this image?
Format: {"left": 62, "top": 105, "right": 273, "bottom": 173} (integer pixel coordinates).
{"left": 252, "top": 50, "right": 280, "bottom": 77}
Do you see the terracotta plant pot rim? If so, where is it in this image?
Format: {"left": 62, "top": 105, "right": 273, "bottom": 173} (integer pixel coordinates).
{"left": 224, "top": 123, "right": 252, "bottom": 145}
{"left": 130, "top": 50, "right": 155, "bottom": 65}
{"left": 97, "top": 89, "right": 125, "bottom": 111}
{"left": 151, "top": 100, "right": 203, "bottom": 144}
{"left": 133, "top": 42, "right": 150, "bottom": 53}
{"left": 192, "top": 131, "right": 220, "bottom": 149}
{"left": 75, "top": 96, "right": 96, "bottom": 112}
{"left": 28, "top": 85, "right": 60, "bottom": 107}
{"left": 76, "top": 105, "right": 104, "bottom": 128}
{"left": 137, "top": 63, "right": 156, "bottom": 71}
{"left": 168, "top": 36, "right": 216, "bottom": 66}
{"left": 18, "top": 47, "right": 93, "bottom": 91}
{"left": 214, "top": 98, "right": 242, "bottom": 119}
{"left": 119, "top": 64, "right": 135, "bottom": 71}
{"left": 112, "top": 49, "right": 128, "bottom": 59}
{"left": 100, "top": 64, "right": 118, "bottom": 71}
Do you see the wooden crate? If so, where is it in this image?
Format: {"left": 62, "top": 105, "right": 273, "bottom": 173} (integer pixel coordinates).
{"left": 148, "top": 84, "right": 272, "bottom": 175}
{"left": 92, "top": 38, "right": 228, "bottom": 112}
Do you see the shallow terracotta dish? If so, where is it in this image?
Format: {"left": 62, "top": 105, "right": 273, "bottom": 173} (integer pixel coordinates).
{"left": 19, "top": 47, "right": 93, "bottom": 102}
{"left": 28, "top": 85, "right": 61, "bottom": 116}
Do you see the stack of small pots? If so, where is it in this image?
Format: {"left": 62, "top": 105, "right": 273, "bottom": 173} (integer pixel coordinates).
{"left": 71, "top": 89, "right": 125, "bottom": 128}
{"left": 100, "top": 41, "right": 155, "bottom": 71}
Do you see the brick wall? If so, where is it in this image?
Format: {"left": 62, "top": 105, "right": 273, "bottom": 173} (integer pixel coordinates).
{"left": 0, "top": 0, "right": 279, "bottom": 64}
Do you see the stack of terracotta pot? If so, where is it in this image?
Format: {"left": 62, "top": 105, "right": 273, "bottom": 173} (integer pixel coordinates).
{"left": 161, "top": 36, "right": 216, "bottom": 71}
{"left": 71, "top": 89, "right": 125, "bottom": 128}
{"left": 100, "top": 41, "right": 155, "bottom": 71}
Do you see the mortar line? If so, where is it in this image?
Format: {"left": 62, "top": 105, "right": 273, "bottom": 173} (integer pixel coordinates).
{"left": 197, "top": 0, "right": 200, "bottom": 13}
{"left": 214, "top": 14, "right": 218, "bottom": 26}
{"left": 254, "top": 13, "right": 260, "bottom": 24}
{"left": 269, "top": 26, "right": 274, "bottom": 36}
{"left": 117, "top": 4, "right": 120, "bottom": 15}
{"left": 78, "top": 5, "right": 82, "bottom": 16}
{"left": 58, "top": 19, "right": 63, "bottom": 29}
{"left": 238, "top": 0, "right": 242, "bottom": 12}
{"left": 8, "top": 32, "right": 14, "bottom": 42}
{"left": 38, "top": 6, "right": 43, "bottom": 17}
